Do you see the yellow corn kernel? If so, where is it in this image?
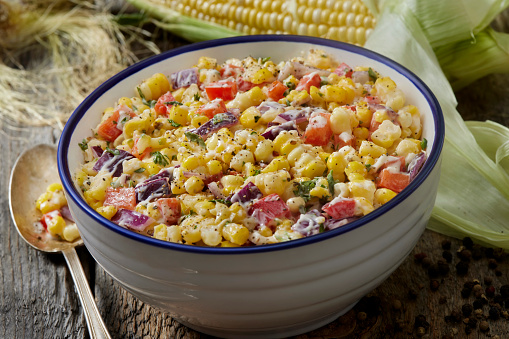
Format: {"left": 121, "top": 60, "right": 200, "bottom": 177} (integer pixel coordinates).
{"left": 309, "top": 178, "right": 331, "bottom": 199}
{"left": 326, "top": 152, "right": 347, "bottom": 180}
{"left": 374, "top": 188, "right": 397, "bottom": 206}
{"left": 153, "top": 224, "right": 168, "bottom": 241}
{"left": 354, "top": 197, "right": 375, "bottom": 215}
{"left": 180, "top": 215, "right": 204, "bottom": 244}
{"left": 222, "top": 223, "right": 250, "bottom": 245}
{"left": 62, "top": 224, "right": 80, "bottom": 242}
{"left": 254, "top": 170, "right": 290, "bottom": 196}
{"left": 282, "top": 89, "right": 310, "bottom": 106}
{"left": 47, "top": 215, "right": 66, "bottom": 236}
{"left": 196, "top": 56, "right": 218, "bottom": 70}
{"left": 118, "top": 97, "right": 133, "bottom": 108}
{"left": 185, "top": 176, "right": 205, "bottom": 194}
{"left": 182, "top": 155, "right": 200, "bottom": 171}
{"left": 356, "top": 105, "right": 372, "bottom": 128}
{"left": 262, "top": 156, "right": 290, "bottom": 173}
{"left": 239, "top": 106, "right": 262, "bottom": 129}
{"left": 195, "top": 201, "right": 216, "bottom": 217}
{"left": 309, "top": 86, "right": 326, "bottom": 107}
{"left": 221, "top": 175, "right": 245, "bottom": 195}
{"left": 251, "top": 68, "right": 275, "bottom": 84}
{"left": 243, "top": 162, "right": 260, "bottom": 177}
{"left": 137, "top": 73, "right": 170, "bottom": 101}
{"left": 371, "top": 120, "right": 402, "bottom": 148}
{"left": 258, "top": 225, "right": 273, "bottom": 237}
{"left": 166, "top": 225, "right": 183, "bottom": 243}
{"left": 345, "top": 161, "right": 368, "bottom": 181}
{"left": 319, "top": 151, "right": 331, "bottom": 162}
{"left": 353, "top": 127, "right": 370, "bottom": 141}
{"left": 254, "top": 139, "right": 274, "bottom": 163}
{"left": 169, "top": 105, "right": 189, "bottom": 126}
{"left": 47, "top": 183, "right": 63, "bottom": 192}
{"left": 142, "top": 160, "right": 163, "bottom": 176}
{"left": 349, "top": 180, "right": 376, "bottom": 203}
{"left": 373, "top": 77, "right": 397, "bottom": 94}
{"left": 373, "top": 109, "right": 389, "bottom": 123}
{"left": 330, "top": 107, "right": 352, "bottom": 134}
{"left": 123, "top": 113, "right": 155, "bottom": 139}
{"left": 359, "top": 140, "right": 387, "bottom": 158}
{"left": 280, "top": 138, "right": 302, "bottom": 156}
{"left": 301, "top": 159, "right": 327, "bottom": 178}
{"left": 96, "top": 205, "right": 117, "bottom": 219}
{"left": 229, "top": 202, "right": 247, "bottom": 223}
{"left": 323, "top": 85, "right": 346, "bottom": 103}
{"left": 191, "top": 115, "right": 209, "bottom": 128}
{"left": 75, "top": 170, "right": 88, "bottom": 187}
{"left": 396, "top": 139, "right": 421, "bottom": 157}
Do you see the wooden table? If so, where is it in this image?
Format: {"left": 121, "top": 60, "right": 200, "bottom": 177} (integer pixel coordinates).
{"left": 2, "top": 16, "right": 509, "bottom": 339}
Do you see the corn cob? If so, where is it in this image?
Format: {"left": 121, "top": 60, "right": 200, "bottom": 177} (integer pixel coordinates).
{"left": 127, "top": 0, "right": 377, "bottom": 45}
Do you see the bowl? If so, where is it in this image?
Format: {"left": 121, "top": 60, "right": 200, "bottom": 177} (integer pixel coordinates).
{"left": 58, "top": 35, "right": 444, "bottom": 338}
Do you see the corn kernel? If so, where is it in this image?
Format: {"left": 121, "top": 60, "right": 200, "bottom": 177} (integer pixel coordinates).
{"left": 185, "top": 176, "right": 205, "bottom": 194}
{"left": 345, "top": 161, "right": 367, "bottom": 181}
{"left": 96, "top": 205, "right": 118, "bottom": 219}
{"left": 62, "top": 224, "right": 80, "bottom": 242}
{"left": 196, "top": 56, "right": 218, "bottom": 69}
{"left": 222, "top": 223, "right": 250, "bottom": 245}
{"left": 191, "top": 115, "right": 209, "bottom": 128}
{"left": 251, "top": 68, "right": 275, "bottom": 84}
{"left": 118, "top": 97, "right": 133, "bottom": 108}
{"left": 153, "top": 224, "right": 168, "bottom": 241}
{"left": 207, "top": 159, "right": 223, "bottom": 175}
{"left": 47, "top": 215, "right": 66, "bottom": 236}
{"left": 301, "top": 159, "right": 327, "bottom": 178}
{"left": 239, "top": 106, "right": 262, "bottom": 129}
{"left": 182, "top": 155, "right": 200, "bottom": 170}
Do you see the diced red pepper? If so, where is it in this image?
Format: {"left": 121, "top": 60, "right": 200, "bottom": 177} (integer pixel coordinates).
{"left": 295, "top": 72, "right": 321, "bottom": 93}
{"left": 220, "top": 64, "right": 243, "bottom": 78}
{"left": 248, "top": 194, "right": 291, "bottom": 227}
{"left": 365, "top": 96, "right": 380, "bottom": 105}
{"left": 237, "top": 78, "right": 260, "bottom": 92}
{"left": 40, "top": 210, "right": 62, "bottom": 230}
{"left": 333, "top": 62, "right": 353, "bottom": 78}
{"left": 377, "top": 168, "right": 410, "bottom": 193}
{"left": 154, "top": 91, "right": 177, "bottom": 117}
{"left": 266, "top": 80, "right": 288, "bottom": 101}
{"left": 205, "top": 80, "right": 237, "bottom": 101}
{"left": 379, "top": 156, "right": 406, "bottom": 172}
{"left": 131, "top": 136, "right": 152, "bottom": 160}
{"left": 322, "top": 198, "right": 356, "bottom": 219}
{"left": 97, "top": 105, "right": 135, "bottom": 142}
{"left": 303, "top": 112, "right": 333, "bottom": 146}
{"left": 156, "top": 198, "right": 181, "bottom": 225}
{"left": 104, "top": 187, "right": 136, "bottom": 210}
{"left": 333, "top": 133, "right": 356, "bottom": 149}
{"left": 196, "top": 98, "right": 227, "bottom": 119}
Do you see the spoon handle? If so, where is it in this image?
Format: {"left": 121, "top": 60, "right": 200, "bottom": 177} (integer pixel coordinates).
{"left": 62, "top": 247, "right": 112, "bottom": 339}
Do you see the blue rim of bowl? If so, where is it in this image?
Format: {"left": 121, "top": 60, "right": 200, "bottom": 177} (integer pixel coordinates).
{"left": 58, "top": 34, "right": 444, "bottom": 255}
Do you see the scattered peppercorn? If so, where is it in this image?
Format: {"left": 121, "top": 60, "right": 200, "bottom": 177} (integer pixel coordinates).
{"left": 416, "top": 326, "right": 426, "bottom": 337}
{"left": 473, "top": 284, "right": 483, "bottom": 298}
{"left": 456, "top": 261, "right": 469, "bottom": 275}
{"left": 437, "top": 260, "right": 450, "bottom": 275}
{"left": 479, "top": 320, "right": 490, "bottom": 332}
{"left": 464, "top": 326, "right": 472, "bottom": 335}
{"left": 467, "top": 317, "right": 477, "bottom": 329}
{"left": 494, "top": 294, "right": 503, "bottom": 304}
{"left": 414, "top": 314, "right": 429, "bottom": 329}
{"left": 414, "top": 252, "right": 427, "bottom": 263}
{"left": 392, "top": 299, "right": 402, "bottom": 310}
{"left": 474, "top": 309, "right": 483, "bottom": 318}
{"left": 473, "top": 300, "right": 483, "bottom": 310}
{"left": 408, "top": 289, "right": 418, "bottom": 300}
{"left": 458, "top": 249, "right": 472, "bottom": 261}
{"left": 428, "top": 264, "right": 440, "bottom": 278}
{"left": 430, "top": 279, "right": 440, "bottom": 291}
{"left": 357, "top": 311, "right": 367, "bottom": 321}
{"left": 488, "top": 258, "right": 498, "bottom": 269}
{"left": 492, "top": 248, "right": 506, "bottom": 261}
{"left": 462, "top": 304, "right": 473, "bottom": 317}
{"left": 421, "top": 257, "right": 432, "bottom": 269}
{"left": 442, "top": 250, "right": 452, "bottom": 263}
{"left": 489, "top": 306, "right": 500, "bottom": 320}
{"left": 486, "top": 285, "right": 496, "bottom": 298}
{"left": 471, "top": 245, "right": 483, "bottom": 260}
{"left": 462, "top": 237, "right": 473, "bottom": 249}
{"left": 461, "top": 287, "right": 472, "bottom": 298}
{"left": 484, "top": 247, "right": 494, "bottom": 258}
{"left": 446, "top": 310, "right": 462, "bottom": 323}
{"left": 501, "top": 285, "right": 509, "bottom": 298}
{"left": 484, "top": 276, "right": 493, "bottom": 286}
{"left": 441, "top": 239, "right": 451, "bottom": 250}
{"left": 495, "top": 268, "right": 502, "bottom": 276}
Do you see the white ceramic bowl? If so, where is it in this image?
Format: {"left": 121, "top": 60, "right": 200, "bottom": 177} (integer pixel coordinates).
{"left": 58, "top": 35, "right": 444, "bottom": 339}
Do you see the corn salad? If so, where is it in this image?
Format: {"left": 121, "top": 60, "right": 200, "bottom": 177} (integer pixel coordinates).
{"left": 75, "top": 49, "right": 426, "bottom": 247}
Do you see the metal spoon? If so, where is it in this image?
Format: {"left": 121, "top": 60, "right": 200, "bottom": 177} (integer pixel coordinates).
{"left": 8, "top": 144, "right": 111, "bottom": 339}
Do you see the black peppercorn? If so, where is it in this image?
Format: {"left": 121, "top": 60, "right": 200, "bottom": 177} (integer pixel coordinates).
{"left": 456, "top": 261, "right": 469, "bottom": 275}
{"left": 430, "top": 279, "right": 440, "bottom": 291}
{"left": 471, "top": 245, "right": 483, "bottom": 260}
{"left": 461, "top": 287, "right": 471, "bottom": 298}
{"left": 442, "top": 250, "right": 452, "bottom": 263}
{"left": 484, "top": 276, "right": 493, "bottom": 286}
{"left": 441, "top": 239, "right": 451, "bottom": 250}
{"left": 493, "top": 248, "right": 506, "bottom": 261}
{"left": 462, "top": 237, "right": 474, "bottom": 249}
{"left": 437, "top": 259, "right": 450, "bottom": 275}
{"left": 459, "top": 249, "right": 472, "bottom": 261}
{"left": 495, "top": 268, "right": 502, "bottom": 276}
{"left": 408, "top": 289, "right": 418, "bottom": 300}
{"left": 489, "top": 306, "right": 500, "bottom": 320}
{"left": 428, "top": 263, "right": 439, "bottom": 278}
{"left": 462, "top": 304, "right": 473, "bottom": 317}
{"left": 488, "top": 258, "right": 498, "bottom": 269}
{"left": 414, "top": 314, "right": 429, "bottom": 329}
{"left": 500, "top": 284, "right": 509, "bottom": 298}
{"left": 473, "top": 300, "right": 483, "bottom": 309}
{"left": 357, "top": 311, "right": 367, "bottom": 321}
{"left": 421, "top": 256, "right": 432, "bottom": 268}
{"left": 414, "top": 252, "right": 427, "bottom": 263}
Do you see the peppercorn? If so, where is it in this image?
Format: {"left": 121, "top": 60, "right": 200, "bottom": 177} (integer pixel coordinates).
{"left": 474, "top": 309, "right": 483, "bottom": 318}
{"left": 479, "top": 320, "right": 490, "bottom": 332}
{"left": 488, "top": 258, "right": 498, "bottom": 269}
{"left": 489, "top": 306, "right": 500, "bottom": 320}
{"left": 471, "top": 244, "right": 483, "bottom": 260}
{"left": 502, "top": 310, "right": 509, "bottom": 320}
{"left": 437, "top": 259, "right": 450, "bottom": 275}
{"left": 392, "top": 299, "right": 402, "bottom": 310}
{"left": 473, "top": 284, "right": 483, "bottom": 298}
{"left": 486, "top": 285, "right": 496, "bottom": 298}
{"left": 464, "top": 326, "right": 472, "bottom": 335}
{"left": 493, "top": 247, "right": 506, "bottom": 261}
{"left": 494, "top": 294, "right": 503, "bottom": 304}
{"left": 442, "top": 250, "right": 452, "bottom": 263}
{"left": 485, "top": 247, "right": 494, "bottom": 258}
{"left": 439, "top": 296, "right": 447, "bottom": 304}
{"left": 408, "top": 289, "right": 418, "bottom": 300}
{"left": 357, "top": 311, "right": 367, "bottom": 321}
{"left": 500, "top": 285, "right": 509, "bottom": 298}
{"left": 456, "top": 261, "right": 469, "bottom": 275}
{"left": 462, "top": 304, "right": 473, "bottom": 317}
{"left": 458, "top": 249, "right": 472, "bottom": 261}
{"left": 416, "top": 326, "right": 426, "bottom": 337}
{"left": 495, "top": 269, "right": 502, "bottom": 276}
{"left": 414, "top": 314, "right": 429, "bottom": 329}
{"left": 461, "top": 287, "right": 472, "bottom": 298}
{"left": 467, "top": 317, "right": 477, "bottom": 329}
{"left": 441, "top": 239, "right": 451, "bottom": 250}
{"left": 421, "top": 257, "right": 432, "bottom": 269}
{"left": 462, "top": 237, "right": 474, "bottom": 249}
{"left": 414, "top": 252, "right": 427, "bottom": 263}
{"left": 473, "top": 300, "right": 483, "bottom": 309}
{"left": 429, "top": 279, "right": 439, "bottom": 291}
{"left": 449, "top": 310, "right": 462, "bottom": 323}
{"left": 464, "top": 281, "right": 475, "bottom": 289}
{"left": 484, "top": 276, "right": 493, "bottom": 286}
{"left": 428, "top": 263, "right": 439, "bottom": 278}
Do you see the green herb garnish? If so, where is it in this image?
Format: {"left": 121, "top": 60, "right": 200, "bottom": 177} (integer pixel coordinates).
{"left": 78, "top": 139, "right": 88, "bottom": 151}
{"left": 293, "top": 180, "right": 317, "bottom": 202}
{"left": 151, "top": 151, "right": 170, "bottom": 166}
{"left": 209, "top": 199, "right": 232, "bottom": 206}
{"left": 368, "top": 68, "right": 378, "bottom": 82}
{"left": 136, "top": 87, "right": 157, "bottom": 108}
{"left": 134, "top": 168, "right": 146, "bottom": 173}
{"left": 167, "top": 119, "right": 181, "bottom": 127}
{"left": 327, "top": 170, "right": 336, "bottom": 195}
{"left": 421, "top": 138, "right": 428, "bottom": 150}
{"left": 193, "top": 93, "right": 201, "bottom": 101}
{"left": 164, "top": 101, "right": 183, "bottom": 106}
{"left": 105, "top": 147, "right": 120, "bottom": 156}
{"left": 184, "top": 132, "right": 206, "bottom": 149}
{"left": 260, "top": 57, "right": 271, "bottom": 63}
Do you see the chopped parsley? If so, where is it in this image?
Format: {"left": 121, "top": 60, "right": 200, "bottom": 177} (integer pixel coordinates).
{"left": 365, "top": 163, "right": 372, "bottom": 171}
{"left": 209, "top": 199, "right": 232, "bottom": 206}
{"left": 105, "top": 147, "right": 120, "bottom": 156}
{"left": 254, "top": 115, "right": 261, "bottom": 123}
{"left": 421, "top": 138, "right": 428, "bottom": 150}
{"left": 368, "top": 67, "right": 378, "bottom": 82}
{"left": 193, "top": 93, "right": 201, "bottom": 101}
{"left": 285, "top": 82, "right": 296, "bottom": 91}
{"left": 164, "top": 101, "right": 183, "bottom": 106}
{"left": 151, "top": 151, "right": 170, "bottom": 167}
{"left": 184, "top": 132, "right": 206, "bottom": 149}
{"left": 78, "top": 139, "right": 88, "bottom": 151}
{"left": 134, "top": 167, "right": 146, "bottom": 173}
{"left": 252, "top": 169, "right": 261, "bottom": 176}
{"left": 293, "top": 180, "right": 317, "bottom": 202}
{"left": 212, "top": 114, "right": 225, "bottom": 125}
{"left": 136, "top": 87, "right": 157, "bottom": 108}
{"left": 327, "top": 170, "right": 336, "bottom": 195}
{"left": 167, "top": 119, "right": 181, "bottom": 127}
{"left": 260, "top": 57, "right": 271, "bottom": 63}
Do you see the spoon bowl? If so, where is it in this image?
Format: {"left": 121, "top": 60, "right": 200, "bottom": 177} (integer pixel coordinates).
{"left": 9, "top": 143, "right": 110, "bottom": 339}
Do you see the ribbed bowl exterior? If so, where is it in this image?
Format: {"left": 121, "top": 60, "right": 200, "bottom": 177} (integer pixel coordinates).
{"left": 59, "top": 36, "right": 444, "bottom": 338}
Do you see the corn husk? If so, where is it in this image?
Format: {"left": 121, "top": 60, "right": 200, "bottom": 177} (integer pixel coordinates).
{"left": 364, "top": 0, "right": 509, "bottom": 249}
